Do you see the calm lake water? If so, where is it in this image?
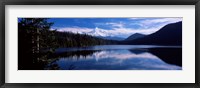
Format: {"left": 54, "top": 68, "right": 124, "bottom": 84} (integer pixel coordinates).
{"left": 45, "top": 45, "right": 182, "bottom": 70}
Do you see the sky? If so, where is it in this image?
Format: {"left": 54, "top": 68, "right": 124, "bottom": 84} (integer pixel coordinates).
{"left": 48, "top": 18, "right": 182, "bottom": 38}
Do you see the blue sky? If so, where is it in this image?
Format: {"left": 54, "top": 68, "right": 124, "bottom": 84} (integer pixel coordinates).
{"left": 48, "top": 18, "right": 182, "bottom": 38}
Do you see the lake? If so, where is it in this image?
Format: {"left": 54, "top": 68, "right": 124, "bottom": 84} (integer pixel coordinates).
{"left": 43, "top": 45, "right": 182, "bottom": 70}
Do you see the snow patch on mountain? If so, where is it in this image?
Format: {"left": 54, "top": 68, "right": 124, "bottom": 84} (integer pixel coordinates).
{"left": 88, "top": 27, "right": 109, "bottom": 37}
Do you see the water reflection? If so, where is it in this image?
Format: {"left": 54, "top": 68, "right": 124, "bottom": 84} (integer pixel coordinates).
{"left": 45, "top": 46, "right": 182, "bottom": 70}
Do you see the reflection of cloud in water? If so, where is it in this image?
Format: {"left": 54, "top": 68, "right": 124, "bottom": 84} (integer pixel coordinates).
{"left": 54, "top": 50, "right": 182, "bottom": 70}
{"left": 93, "top": 50, "right": 159, "bottom": 60}
{"left": 61, "top": 50, "right": 159, "bottom": 61}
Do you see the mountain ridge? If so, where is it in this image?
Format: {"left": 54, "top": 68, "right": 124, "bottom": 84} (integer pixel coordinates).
{"left": 122, "top": 21, "right": 182, "bottom": 45}
{"left": 124, "top": 33, "right": 146, "bottom": 41}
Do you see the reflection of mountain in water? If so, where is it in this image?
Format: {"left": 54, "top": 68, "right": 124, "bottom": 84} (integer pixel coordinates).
{"left": 148, "top": 48, "right": 182, "bottom": 66}
{"left": 128, "top": 49, "right": 148, "bottom": 54}
{"left": 46, "top": 48, "right": 182, "bottom": 70}
{"left": 129, "top": 48, "right": 182, "bottom": 66}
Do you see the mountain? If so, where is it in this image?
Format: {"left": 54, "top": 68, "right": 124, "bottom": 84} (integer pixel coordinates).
{"left": 88, "top": 27, "right": 125, "bottom": 41}
{"left": 124, "top": 33, "right": 146, "bottom": 41}
{"left": 99, "top": 36, "right": 125, "bottom": 41}
{"left": 123, "top": 21, "right": 182, "bottom": 45}
{"left": 58, "top": 27, "right": 125, "bottom": 41}
{"left": 88, "top": 27, "right": 108, "bottom": 37}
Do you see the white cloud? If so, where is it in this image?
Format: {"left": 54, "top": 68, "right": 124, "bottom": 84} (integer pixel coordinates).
{"left": 105, "top": 22, "right": 124, "bottom": 28}
{"left": 52, "top": 18, "right": 182, "bottom": 38}
{"left": 140, "top": 18, "right": 182, "bottom": 26}
{"left": 95, "top": 22, "right": 124, "bottom": 28}
{"left": 129, "top": 18, "right": 182, "bottom": 28}
{"left": 54, "top": 27, "right": 93, "bottom": 34}
{"left": 129, "top": 18, "right": 149, "bottom": 20}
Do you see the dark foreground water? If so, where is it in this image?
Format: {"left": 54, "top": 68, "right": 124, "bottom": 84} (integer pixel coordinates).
{"left": 44, "top": 45, "right": 182, "bottom": 70}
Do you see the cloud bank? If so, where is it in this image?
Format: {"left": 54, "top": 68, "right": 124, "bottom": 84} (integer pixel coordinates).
{"left": 51, "top": 18, "right": 182, "bottom": 38}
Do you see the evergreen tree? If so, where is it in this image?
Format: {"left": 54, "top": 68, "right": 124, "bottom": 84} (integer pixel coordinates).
{"left": 18, "top": 18, "right": 54, "bottom": 69}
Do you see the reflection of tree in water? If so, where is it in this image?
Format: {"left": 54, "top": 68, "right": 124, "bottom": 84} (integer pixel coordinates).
{"left": 49, "top": 50, "right": 99, "bottom": 58}
{"left": 45, "top": 63, "right": 77, "bottom": 70}
{"left": 46, "top": 50, "right": 99, "bottom": 70}
{"left": 27, "top": 50, "right": 99, "bottom": 70}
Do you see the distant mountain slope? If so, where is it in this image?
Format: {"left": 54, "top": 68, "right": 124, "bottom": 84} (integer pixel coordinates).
{"left": 124, "top": 33, "right": 146, "bottom": 41}
{"left": 98, "top": 36, "right": 125, "bottom": 41}
{"left": 123, "top": 21, "right": 182, "bottom": 45}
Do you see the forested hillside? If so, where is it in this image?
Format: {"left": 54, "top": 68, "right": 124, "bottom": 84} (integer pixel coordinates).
{"left": 53, "top": 31, "right": 117, "bottom": 48}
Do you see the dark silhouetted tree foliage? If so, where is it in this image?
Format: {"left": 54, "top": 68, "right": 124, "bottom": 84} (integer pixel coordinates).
{"left": 18, "top": 18, "right": 55, "bottom": 70}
